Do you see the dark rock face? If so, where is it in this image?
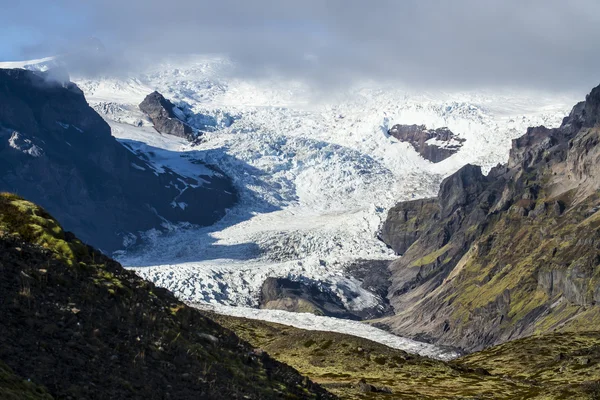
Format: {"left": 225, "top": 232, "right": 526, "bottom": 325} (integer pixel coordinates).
{"left": 260, "top": 264, "right": 394, "bottom": 320}
{"left": 259, "top": 277, "right": 358, "bottom": 319}
{"left": 139, "top": 91, "right": 194, "bottom": 139}
{"left": 379, "top": 199, "right": 439, "bottom": 255}
{"left": 0, "top": 69, "right": 237, "bottom": 252}
{"left": 381, "top": 83, "right": 600, "bottom": 352}
{"left": 388, "top": 124, "right": 465, "bottom": 163}
{"left": 344, "top": 259, "right": 394, "bottom": 319}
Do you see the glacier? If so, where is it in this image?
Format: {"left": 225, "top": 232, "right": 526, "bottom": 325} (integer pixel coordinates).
{"left": 0, "top": 55, "right": 578, "bottom": 359}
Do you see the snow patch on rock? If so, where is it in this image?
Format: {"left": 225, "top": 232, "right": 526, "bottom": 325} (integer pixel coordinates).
{"left": 8, "top": 131, "right": 43, "bottom": 157}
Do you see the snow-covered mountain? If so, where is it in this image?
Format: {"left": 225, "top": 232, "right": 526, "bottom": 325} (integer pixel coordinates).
{"left": 0, "top": 55, "right": 578, "bottom": 358}
{"left": 65, "top": 56, "right": 574, "bottom": 304}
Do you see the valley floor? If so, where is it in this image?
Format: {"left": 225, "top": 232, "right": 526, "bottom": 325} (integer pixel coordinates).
{"left": 212, "top": 313, "right": 600, "bottom": 400}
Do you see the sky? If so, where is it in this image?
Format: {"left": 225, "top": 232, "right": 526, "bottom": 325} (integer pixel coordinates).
{"left": 2, "top": 0, "right": 600, "bottom": 91}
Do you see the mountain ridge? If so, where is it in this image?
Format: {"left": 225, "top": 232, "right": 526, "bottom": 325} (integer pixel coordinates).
{"left": 380, "top": 82, "right": 600, "bottom": 351}
{"left": 0, "top": 68, "right": 237, "bottom": 252}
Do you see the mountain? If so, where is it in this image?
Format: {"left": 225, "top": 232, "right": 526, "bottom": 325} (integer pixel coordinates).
{"left": 1, "top": 55, "right": 579, "bottom": 349}
{"left": 3, "top": 192, "right": 600, "bottom": 400}
{"left": 0, "top": 192, "right": 333, "bottom": 399}
{"left": 0, "top": 68, "right": 237, "bottom": 252}
{"left": 67, "top": 56, "right": 574, "bottom": 318}
{"left": 2, "top": 192, "right": 600, "bottom": 399}
{"left": 380, "top": 83, "right": 600, "bottom": 351}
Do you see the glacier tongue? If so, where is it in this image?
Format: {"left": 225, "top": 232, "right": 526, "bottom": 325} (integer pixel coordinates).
{"left": 197, "top": 303, "right": 461, "bottom": 361}
{"left": 61, "top": 55, "right": 576, "bottom": 356}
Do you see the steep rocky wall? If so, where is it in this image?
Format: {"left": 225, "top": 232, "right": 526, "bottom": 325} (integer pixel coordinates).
{"left": 380, "top": 84, "right": 600, "bottom": 352}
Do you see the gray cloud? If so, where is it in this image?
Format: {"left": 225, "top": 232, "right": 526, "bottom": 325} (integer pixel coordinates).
{"left": 8, "top": 0, "right": 600, "bottom": 91}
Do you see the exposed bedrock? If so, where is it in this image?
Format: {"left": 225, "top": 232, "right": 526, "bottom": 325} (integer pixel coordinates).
{"left": 380, "top": 83, "right": 600, "bottom": 352}
{"left": 139, "top": 91, "right": 194, "bottom": 139}
{"left": 388, "top": 124, "right": 465, "bottom": 163}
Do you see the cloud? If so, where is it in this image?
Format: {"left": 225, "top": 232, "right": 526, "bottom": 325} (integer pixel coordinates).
{"left": 5, "top": 0, "right": 600, "bottom": 91}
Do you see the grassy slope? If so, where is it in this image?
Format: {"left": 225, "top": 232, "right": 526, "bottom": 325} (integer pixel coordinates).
{"left": 0, "top": 193, "right": 333, "bottom": 400}
{"left": 211, "top": 313, "right": 600, "bottom": 399}
{"left": 0, "top": 360, "right": 53, "bottom": 400}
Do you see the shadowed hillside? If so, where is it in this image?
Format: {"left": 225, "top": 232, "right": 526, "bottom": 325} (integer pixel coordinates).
{"left": 0, "top": 193, "right": 333, "bottom": 399}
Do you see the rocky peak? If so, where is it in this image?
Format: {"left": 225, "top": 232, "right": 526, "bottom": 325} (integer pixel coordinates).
{"left": 388, "top": 124, "right": 465, "bottom": 163}
{"left": 139, "top": 91, "right": 194, "bottom": 139}
{"left": 562, "top": 83, "right": 600, "bottom": 131}
{"left": 507, "top": 85, "right": 600, "bottom": 173}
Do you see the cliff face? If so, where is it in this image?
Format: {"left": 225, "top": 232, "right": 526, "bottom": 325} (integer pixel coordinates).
{"left": 388, "top": 124, "right": 465, "bottom": 163}
{"left": 0, "top": 69, "right": 237, "bottom": 252}
{"left": 380, "top": 84, "right": 600, "bottom": 352}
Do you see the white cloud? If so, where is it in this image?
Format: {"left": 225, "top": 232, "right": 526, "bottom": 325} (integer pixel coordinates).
{"left": 7, "top": 0, "right": 600, "bottom": 91}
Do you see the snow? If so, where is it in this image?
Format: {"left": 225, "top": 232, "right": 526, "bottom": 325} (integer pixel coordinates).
{"left": 8, "top": 131, "right": 44, "bottom": 157}
{"left": 0, "top": 56, "right": 58, "bottom": 71}
{"left": 425, "top": 137, "right": 463, "bottom": 149}
{"left": 196, "top": 303, "right": 460, "bottom": 360}
{"left": 87, "top": 58, "right": 574, "bottom": 309}
{"left": 111, "top": 122, "right": 215, "bottom": 179}
{"left": 6, "top": 55, "right": 578, "bottom": 357}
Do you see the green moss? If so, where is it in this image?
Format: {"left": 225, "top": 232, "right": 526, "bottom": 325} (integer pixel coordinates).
{"left": 0, "top": 193, "right": 88, "bottom": 266}
{"left": 411, "top": 244, "right": 452, "bottom": 267}
{"left": 0, "top": 360, "right": 53, "bottom": 400}
{"left": 209, "top": 313, "right": 600, "bottom": 400}
{"left": 434, "top": 191, "right": 600, "bottom": 336}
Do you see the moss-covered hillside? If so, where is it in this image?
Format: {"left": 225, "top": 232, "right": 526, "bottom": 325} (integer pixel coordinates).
{"left": 0, "top": 360, "right": 53, "bottom": 400}
{"left": 0, "top": 193, "right": 334, "bottom": 400}
{"left": 3, "top": 193, "right": 600, "bottom": 400}
{"left": 212, "top": 313, "right": 600, "bottom": 399}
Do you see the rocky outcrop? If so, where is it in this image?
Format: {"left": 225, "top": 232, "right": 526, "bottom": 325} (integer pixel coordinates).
{"left": 379, "top": 199, "right": 439, "bottom": 255}
{"left": 388, "top": 124, "right": 465, "bottom": 162}
{"left": 139, "top": 91, "right": 194, "bottom": 139}
{"left": 0, "top": 69, "right": 237, "bottom": 252}
{"left": 259, "top": 277, "right": 359, "bottom": 319}
{"left": 260, "top": 261, "right": 395, "bottom": 320}
{"left": 381, "top": 83, "right": 600, "bottom": 352}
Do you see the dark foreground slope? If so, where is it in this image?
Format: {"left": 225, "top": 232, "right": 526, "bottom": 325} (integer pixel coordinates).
{"left": 0, "top": 68, "right": 236, "bottom": 252}
{"left": 213, "top": 313, "right": 600, "bottom": 399}
{"left": 0, "top": 193, "right": 333, "bottom": 400}
{"left": 0, "top": 360, "right": 52, "bottom": 400}
{"left": 380, "top": 83, "right": 600, "bottom": 351}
